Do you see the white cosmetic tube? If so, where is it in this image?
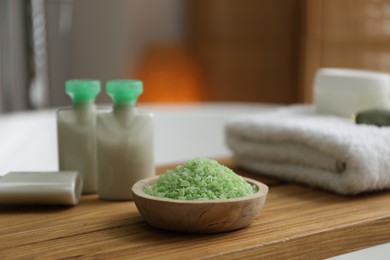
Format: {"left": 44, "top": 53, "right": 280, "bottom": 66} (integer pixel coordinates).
{"left": 0, "top": 171, "right": 83, "bottom": 205}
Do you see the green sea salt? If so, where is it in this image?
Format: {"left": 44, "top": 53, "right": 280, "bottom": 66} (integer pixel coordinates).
{"left": 144, "top": 158, "right": 258, "bottom": 200}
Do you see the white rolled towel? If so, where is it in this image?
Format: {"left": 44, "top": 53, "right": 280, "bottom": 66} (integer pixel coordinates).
{"left": 225, "top": 105, "right": 390, "bottom": 195}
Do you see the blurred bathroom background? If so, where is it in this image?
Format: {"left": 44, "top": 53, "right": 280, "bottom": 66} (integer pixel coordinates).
{"left": 1, "top": 0, "right": 390, "bottom": 112}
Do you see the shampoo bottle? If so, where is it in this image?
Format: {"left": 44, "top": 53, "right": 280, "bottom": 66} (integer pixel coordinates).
{"left": 57, "top": 80, "right": 101, "bottom": 194}
{"left": 97, "top": 80, "right": 155, "bottom": 200}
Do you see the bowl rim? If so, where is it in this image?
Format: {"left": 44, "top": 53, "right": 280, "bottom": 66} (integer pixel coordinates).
{"left": 131, "top": 175, "right": 269, "bottom": 204}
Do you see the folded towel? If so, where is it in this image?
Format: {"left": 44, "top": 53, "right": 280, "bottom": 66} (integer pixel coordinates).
{"left": 225, "top": 105, "right": 390, "bottom": 195}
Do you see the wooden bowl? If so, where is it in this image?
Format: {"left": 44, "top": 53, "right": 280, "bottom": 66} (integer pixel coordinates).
{"left": 131, "top": 176, "right": 268, "bottom": 233}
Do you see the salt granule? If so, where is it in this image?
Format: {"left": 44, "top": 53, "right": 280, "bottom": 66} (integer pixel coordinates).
{"left": 144, "top": 158, "right": 257, "bottom": 200}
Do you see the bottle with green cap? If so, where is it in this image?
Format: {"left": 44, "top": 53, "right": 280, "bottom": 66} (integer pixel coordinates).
{"left": 57, "top": 79, "right": 101, "bottom": 194}
{"left": 96, "top": 80, "right": 154, "bottom": 200}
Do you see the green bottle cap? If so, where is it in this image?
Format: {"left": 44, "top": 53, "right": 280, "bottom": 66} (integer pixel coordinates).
{"left": 106, "top": 80, "right": 143, "bottom": 105}
{"left": 65, "top": 80, "right": 101, "bottom": 103}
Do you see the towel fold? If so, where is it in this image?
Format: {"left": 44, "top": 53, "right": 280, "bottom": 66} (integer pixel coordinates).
{"left": 225, "top": 105, "right": 390, "bottom": 195}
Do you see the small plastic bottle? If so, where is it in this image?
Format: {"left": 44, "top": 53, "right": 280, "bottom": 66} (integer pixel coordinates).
{"left": 57, "top": 80, "right": 101, "bottom": 194}
{"left": 97, "top": 80, "right": 155, "bottom": 200}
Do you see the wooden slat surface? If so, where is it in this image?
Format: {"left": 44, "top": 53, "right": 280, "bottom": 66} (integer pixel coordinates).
{"left": 1, "top": 159, "right": 390, "bottom": 259}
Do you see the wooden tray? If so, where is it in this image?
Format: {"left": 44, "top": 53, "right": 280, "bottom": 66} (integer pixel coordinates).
{"left": 1, "top": 158, "right": 390, "bottom": 259}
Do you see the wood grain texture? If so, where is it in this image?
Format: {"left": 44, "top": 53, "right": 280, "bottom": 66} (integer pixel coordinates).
{"left": 1, "top": 159, "right": 390, "bottom": 259}
{"left": 301, "top": 0, "right": 390, "bottom": 104}
{"left": 189, "top": 0, "right": 303, "bottom": 104}
{"left": 299, "top": 0, "right": 323, "bottom": 103}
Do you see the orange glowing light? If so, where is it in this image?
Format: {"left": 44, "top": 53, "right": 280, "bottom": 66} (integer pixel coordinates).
{"left": 134, "top": 43, "right": 206, "bottom": 103}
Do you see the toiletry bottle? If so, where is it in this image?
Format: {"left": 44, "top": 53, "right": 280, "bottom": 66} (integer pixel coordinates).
{"left": 97, "top": 80, "right": 155, "bottom": 200}
{"left": 57, "top": 80, "right": 101, "bottom": 194}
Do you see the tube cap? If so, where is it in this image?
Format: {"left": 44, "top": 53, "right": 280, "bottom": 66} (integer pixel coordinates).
{"left": 106, "top": 80, "right": 143, "bottom": 105}
{"left": 66, "top": 80, "right": 101, "bottom": 103}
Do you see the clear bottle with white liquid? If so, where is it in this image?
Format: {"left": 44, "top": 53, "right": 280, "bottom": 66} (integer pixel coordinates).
{"left": 57, "top": 80, "right": 101, "bottom": 194}
{"left": 97, "top": 80, "right": 155, "bottom": 200}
